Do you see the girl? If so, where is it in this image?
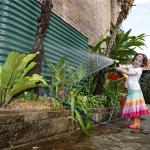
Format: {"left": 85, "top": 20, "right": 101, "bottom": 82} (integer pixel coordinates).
{"left": 116, "top": 53, "right": 149, "bottom": 129}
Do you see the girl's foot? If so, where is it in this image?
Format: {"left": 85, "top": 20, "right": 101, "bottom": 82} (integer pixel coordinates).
{"left": 129, "top": 124, "right": 140, "bottom": 129}
{"left": 128, "top": 118, "right": 141, "bottom": 129}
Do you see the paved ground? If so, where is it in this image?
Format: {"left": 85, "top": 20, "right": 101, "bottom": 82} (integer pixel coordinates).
{"left": 33, "top": 114, "right": 150, "bottom": 150}
{"left": 60, "top": 115, "right": 150, "bottom": 150}
{"left": 20, "top": 105, "right": 150, "bottom": 150}
{"left": 44, "top": 107, "right": 150, "bottom": 150}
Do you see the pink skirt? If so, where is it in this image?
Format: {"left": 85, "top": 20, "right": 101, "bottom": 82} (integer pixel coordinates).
{"left": 121, "top": 89, "right": 150, "bottom": 118}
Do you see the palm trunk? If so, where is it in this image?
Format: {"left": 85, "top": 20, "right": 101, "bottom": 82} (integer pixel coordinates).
{"left": 105, "top": 0, "right": 135, "bottom": 56}
{"left": 31, "top": 0, "right": 53, "bottom": 95}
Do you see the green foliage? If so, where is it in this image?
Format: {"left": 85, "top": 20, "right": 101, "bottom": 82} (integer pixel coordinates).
{"left": 47, "top": 57, "right": 86, "bottom": 97}
{"left": 36, "top": 95, "right": 51, "bottom": 107}
{"left": 0, "top": 51, "right": 47, "bottom": 106}
{"left": 86, "top": 95, "right": 106, "bottom": 108}
{"left": 17, "top": 91, "right": 38, "bottom": 101}
{"left": 82, "top": 75, "right": 98, "bottom": 96}
{"left": 47, "top": 57, "right": 68, "bottom": 97}
{"left": 50, "top": 97, "right": 64, "bottom": 109}
{"left": 47, "top": 56, "right": 94, "bottom": 134}
{"left": 89, "top": 29, "right": 146, "bottom": 64}
{"left": 110, "top": 29, "right": 146, "bottom": 64}
{"left": 89, "top": 33, "right": 108, "bottom": 53}
{"left": 67, "top": 91, "right": 92, "bottom": 135}
{"left": 76, "top": 64, "right": 86, "bottom": 81}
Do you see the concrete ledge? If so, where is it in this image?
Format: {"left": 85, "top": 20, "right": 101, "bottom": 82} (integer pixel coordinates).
{"left": 0, "top": 107, "right": 122, "bottom": 149}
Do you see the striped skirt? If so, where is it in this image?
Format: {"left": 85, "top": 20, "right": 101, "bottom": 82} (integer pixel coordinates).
{"left": 121, "top": 89, "right": 150, "bottom": 118}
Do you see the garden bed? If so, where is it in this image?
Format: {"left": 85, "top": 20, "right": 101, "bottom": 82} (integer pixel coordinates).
{"left": 0, "top": 99, "right": 53, "bottom": 111}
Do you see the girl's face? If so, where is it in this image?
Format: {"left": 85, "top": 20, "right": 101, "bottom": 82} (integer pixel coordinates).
{"left": 133, "top": 54, "right": 143, "bottom": 67}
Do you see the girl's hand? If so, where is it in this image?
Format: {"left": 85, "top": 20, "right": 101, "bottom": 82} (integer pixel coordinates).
{"left": 116, "top": 67, "right": 122, "bottom": 72}
{"left": 116, "top": 66, "right": 136, "bottom": 76}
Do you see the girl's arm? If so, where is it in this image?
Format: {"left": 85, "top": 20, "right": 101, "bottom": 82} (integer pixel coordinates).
{"left": 119, "top": 64, "right": 128, "bottom": 69}
{"left": 116, "top": 67, "right": 137, "bottom": 76}
{"left": 142, "top": 67, "right": 150, "bottom": 71}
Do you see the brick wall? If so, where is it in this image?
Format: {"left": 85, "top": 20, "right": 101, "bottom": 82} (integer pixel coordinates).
{"left": 37, "top": 0, "right": 120, "bottom": 44}
{"left": 111, "top": 0, "right": 120, "bottom": 23}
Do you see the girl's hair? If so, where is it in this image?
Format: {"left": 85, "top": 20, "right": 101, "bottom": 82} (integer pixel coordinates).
{"left": 132, "top": 53, "right": 148, "bottom": 67}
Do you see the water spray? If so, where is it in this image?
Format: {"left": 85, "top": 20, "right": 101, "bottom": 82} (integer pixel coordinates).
{"left": 88, "top": 53, "right": 115, "bottom": 75}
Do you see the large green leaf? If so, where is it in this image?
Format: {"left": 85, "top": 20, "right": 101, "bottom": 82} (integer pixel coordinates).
{"left": 20, "top": 62, "right": 36, "bottom": 79}
{"left": 5, "top": 74, "right": 47, "bottom": 103}
{"left": 75, "top": 110, "right": 88, "bottom": 135}
{"left": 70, "top": 92, "right": 75, "bottom": 127}
{"left": 0, "top": 51, "right": 47, "bottom": 105}
{"left": 110, "top": 29, "right": 146, "bottom": 64}
{"left": 1, "top": 52, "right": 24, "bottom": 89}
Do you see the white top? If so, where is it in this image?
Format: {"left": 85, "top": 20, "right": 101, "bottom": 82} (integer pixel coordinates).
{"left": 126, "top": 65, "right": 142, "bottom": 90}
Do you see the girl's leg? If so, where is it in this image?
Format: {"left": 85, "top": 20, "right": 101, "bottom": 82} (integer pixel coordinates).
{"left": 129, "top": 118, "right": 134, "bottom": 125}
{"left": 129, "top": 117, "right": 140, "bottom": 129}
{"left": 136, "top": 117, "right": 141, "bottom": 127}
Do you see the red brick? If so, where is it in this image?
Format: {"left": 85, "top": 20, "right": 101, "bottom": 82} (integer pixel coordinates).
{"left": 37, "top": 0, "right": 120, "bottom": 44}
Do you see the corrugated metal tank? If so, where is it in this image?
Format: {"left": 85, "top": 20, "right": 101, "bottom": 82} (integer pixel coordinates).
{"left": 0, "top": 0, "right": 40, "bottom": 58}
{"left": 43, "top": 12, "right": 88, "bottom": 79}
{"left": 0, "top": 0, "right": 88, "bottom": 79}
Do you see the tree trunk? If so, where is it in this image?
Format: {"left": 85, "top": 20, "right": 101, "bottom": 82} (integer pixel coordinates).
{"left": 94, "top": 71, "right": 105, "bottom": 95}
{"left": 31, "top": 0, "right": 53, "bottom": 95}
{"left": 105, "top": 0, "right": 135, "bottom": 56}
